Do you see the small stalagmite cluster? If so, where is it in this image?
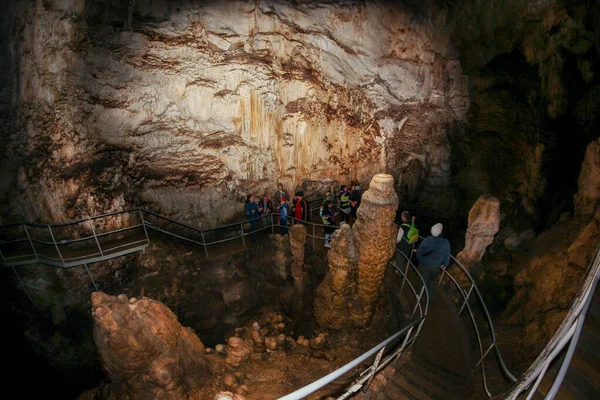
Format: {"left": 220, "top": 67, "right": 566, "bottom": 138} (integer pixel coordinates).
{"left": 314, "top": 173, "right": 398, "bottom": 329}
{"left": 91, "top": 292, "right": 213, "bottom": 399}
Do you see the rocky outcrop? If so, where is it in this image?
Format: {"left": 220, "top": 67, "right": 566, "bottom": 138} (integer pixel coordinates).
{"left": 314, "top": 173, "right": 398, "bottom": 329}
{"left": 457, "top": 194, "right": 500, "bottom": 268}
{"left": 352, "top": 174, "right": 399, "bottom": 326}
{"left": 574, "top": 138, "right": 600, "bottom": 217}
{"left": 313, "top": 223, "right": 358, "bottom": 329}
{"left": 91, "top": 291, "right": 213, "bottom": 399}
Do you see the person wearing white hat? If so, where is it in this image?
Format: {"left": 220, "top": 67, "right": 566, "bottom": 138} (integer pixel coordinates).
{"left": 416, "top": 222, "right": 450, "bottom": 302}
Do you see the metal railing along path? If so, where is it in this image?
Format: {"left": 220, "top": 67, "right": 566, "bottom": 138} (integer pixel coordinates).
{"left": 492, "top": 244, "right": 600, "bottom": 400}
{"left": 437, "top": 254, "right": 518, "bottom": 397}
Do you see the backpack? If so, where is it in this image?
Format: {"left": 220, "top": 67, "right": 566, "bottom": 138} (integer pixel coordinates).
{"left": 402, "top": 223, "right": 419, "bottom": 244}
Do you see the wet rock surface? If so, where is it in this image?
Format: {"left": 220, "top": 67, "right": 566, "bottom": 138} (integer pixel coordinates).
{"left": 457, "top": 194, "right": 500, "bottom": 269}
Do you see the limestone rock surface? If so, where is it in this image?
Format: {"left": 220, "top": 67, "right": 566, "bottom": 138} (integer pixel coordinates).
{"left": 574, "top": 138, "right": 600, "bottom": 217}
{"left": 91, "top": 291, "right": 213, "bottom": 399}
{"left": 457, "top": 194, "right": 500, "bottom": 267}
{"left": 1, "top": 0, "right": 467, "bottom": 227}
{"left": 313, "top": 223, "right": 358, "bottom": 329}
{"left": 351, "top": 174, "right": 399, "bottom": 327}
{"left": 289, "top": 224, "right": 307, "bottom": 282}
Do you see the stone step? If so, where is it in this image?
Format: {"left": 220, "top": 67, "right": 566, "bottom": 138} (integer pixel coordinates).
{"left": 384, "top": 379, "right": 418, "bottom": 400}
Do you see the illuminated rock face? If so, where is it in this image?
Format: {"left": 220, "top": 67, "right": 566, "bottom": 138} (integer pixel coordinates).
{"left": 91, "top": 292, "right": 212, "bottom": 399}
{"left": 457, "top": 194, "right": 500, "bottom": 267}
{"left": 1, "top": 0, "right": 467, "bottom": 226}
{"left": 314, "top": 173, "right": 398, "bottom": 329}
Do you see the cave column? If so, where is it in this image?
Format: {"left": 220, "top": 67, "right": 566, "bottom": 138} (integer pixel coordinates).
{"left": 350, "top": 174, "right": 398, "bottom": 327}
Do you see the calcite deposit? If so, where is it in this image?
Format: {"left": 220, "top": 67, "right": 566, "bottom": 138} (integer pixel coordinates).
{"left": 574, "top": 138, "right": 600, "bottom": 217}
{"left": 0, "top": 0, "right": 467, "bottom": 227}
{"left": 456, "top": 194, "right": 500, "bottom": 268}
{"left": 314, "top": 174, "right": 398, "bottom": 329}
{"left": 289, "top": 224, "right": 307, "bottom": 283}
{"left": 313, "top": 223, "right": 358, "bottom": 329}
{"left": 352, "top": 174, "right": 399, "bottom": 326}
{"left": 91, "top": 292, "right": 213, "bottom": 399}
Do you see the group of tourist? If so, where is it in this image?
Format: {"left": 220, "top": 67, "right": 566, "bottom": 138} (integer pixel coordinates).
{"left": 245, "top": 180, "right": 450, "bottom": 301}
{"left": 243, "top": 182, "right": 364, "bottom": 244}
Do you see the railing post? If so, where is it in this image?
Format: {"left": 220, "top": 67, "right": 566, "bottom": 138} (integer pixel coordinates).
{"left": 139, "top": 209, "right": 150, "bottom": 245}
{"left": 412, "top": 286, "right": 424, "bottom": 317}
{"left": 12, "top": 266, "right": 35, "bottom": 305}
{"left": 312, "top": 223, "right": 315, "bottom": 249}
{"left": 48, "top": 226, "right": 65, "bottom": 264}
{"left": 200, "top": 229, "right": 209, "bottom": 258}
{"left": 271, "top": 213, "right": 275, "bottom": 235}
{"left": 83, "top": 263, "right": 99, "bottom": 292}
{"left": 88, "top": 218, "right": 104, "bottom": 256}
{"left": 459, "top": 285, "right": 474, "bottom": 315}
{"left": 22, "top": 223, "right": 38, "bottom": 258}
{"left": 362, "top": 345, "right": 386, "bottom": 393}
{"left": 240, "top": 222, "right": 245, "bottom": 247}
{"left": 0, "top": 247, "right": 6, "bottom": 265}
{"left": 393, "top": 325, "right": 415, "bottom": 365}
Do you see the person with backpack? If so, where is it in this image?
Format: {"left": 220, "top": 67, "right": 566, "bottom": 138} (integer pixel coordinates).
{"left": 338, "top": 185, "right": 351, "bottom": 224}
{"left": 278, "top": 197, "right": 290, "bottom": 237}
{"left": 322, "top": 200, "right": 336, "bottom": 248}
{"left": 416, "top": 223, "right": 450, "bottom": 301}
{"left": 395, "top": 211, "right": 419, "bottom": 270}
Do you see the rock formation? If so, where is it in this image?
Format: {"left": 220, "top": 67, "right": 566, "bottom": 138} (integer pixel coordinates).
{"left": 456, "top": 194, "right": 500, "bottom": 268}
{"left": 289, "top": 224, "right": 307, "bottom": 283}
{"left": 225, "top": 336, "right": 250, "bottom": 370}
{"left": 352, "top": 174, "right": 399, "bottom": 326}
{"left": 574, "top": 138, "right": 600, "bottom": 217}
{"left": 0, "top": 0, "right": 467, "bottom": 227}
{"left": 313, "top": 223, "right": 358, "bottom": 329}
{"left": 91, "top": 292, "right": 213, "bottom": 399}
{"left": 314, "top": 173, "right": 398, "bottom": 329}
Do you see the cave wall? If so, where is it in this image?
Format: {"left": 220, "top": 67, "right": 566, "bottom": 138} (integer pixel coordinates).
{"left": 0, "top": 0, "right": 468, "bottom": 226}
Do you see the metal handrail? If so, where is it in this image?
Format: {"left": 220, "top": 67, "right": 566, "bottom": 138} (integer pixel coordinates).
{"left": 495, "top": 244, "right": 600, "bottom": 400}
{"left": 439, "top": 254, "right": 517, "bottom": 396}
{"left": 279, "top": 249, "right": 430, "bottom": 399}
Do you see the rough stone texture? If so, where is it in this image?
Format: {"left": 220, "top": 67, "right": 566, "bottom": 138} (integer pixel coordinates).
{"left": 214, "top": 392, "right": 247, "bottom": 400}
{"left": 289, "top": 224, "right": 306, "bottom": 283}
{"left": 351, "top": 173, "right": 398, "bottom": 327}
{"left": 224, "top": 336, "right": 250, "bottom": 370}
{"left": 91, "top": 291, "right": 213, "bottom": 399}
{"left": 574, "top": 138, "right": 600, "bottom": 217}
{"left": 0, "top": 0, "right": 468, "bottom": 227}
{"left": 457, "top": 194, "right": 500, "bottom": 267}
{"left": 313, "top": 223, "right": 358, "bottom": 329}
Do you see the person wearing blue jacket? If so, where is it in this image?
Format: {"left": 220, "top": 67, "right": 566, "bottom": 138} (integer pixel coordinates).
{"left": 278, "top": 197, "right": 290, "bottom": 237}
{"left": 416, "top": 223, "right": 450, "bottom": 301}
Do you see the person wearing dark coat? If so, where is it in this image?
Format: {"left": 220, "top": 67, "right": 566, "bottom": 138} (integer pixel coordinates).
{"left": 416, "top": 223, "right": 450, "bottom": 301}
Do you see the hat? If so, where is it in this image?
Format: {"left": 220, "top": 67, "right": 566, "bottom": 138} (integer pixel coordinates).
{"left": 295, "top": 191, "right": 304, "bottom": 196}
{"left": 431, "top": 223, "right": 443, "bottom": 237}
{"left": 401, "top": 211, "right": 411, "bottom": 220}
{"left": 281, "top": 197, "right": 287, "bottom": 202}
{"left": 355, "top": 186, "right": 362, "bottom": 191}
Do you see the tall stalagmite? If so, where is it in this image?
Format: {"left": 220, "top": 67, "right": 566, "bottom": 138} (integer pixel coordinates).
{"left": 351, "top": 174, "right": 399, "bottom": 327}
{"left": 456, "top": 194, "right": 500, "bottom": 268}
{"left": 313, "top": 223, "right": 358, "bottom": 329}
